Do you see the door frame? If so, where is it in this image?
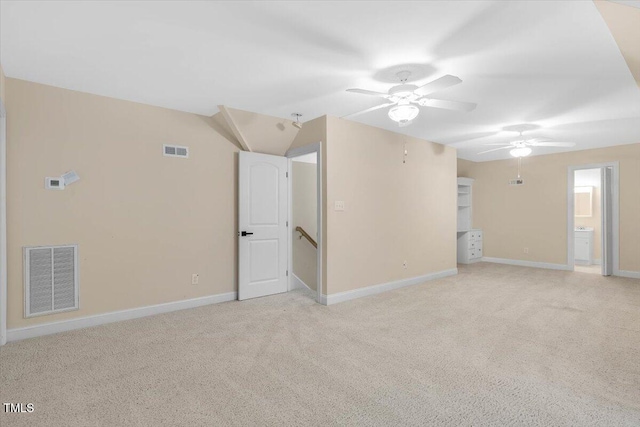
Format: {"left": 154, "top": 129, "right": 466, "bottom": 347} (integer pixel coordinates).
{"left": 0, "top": 97, "right": 6, "bottom": 345}
{"left": 286, "top": 142, "right": 323, "bottom": 304}
{"left": 567, "top": 162, "right": 619, "bottom": 275}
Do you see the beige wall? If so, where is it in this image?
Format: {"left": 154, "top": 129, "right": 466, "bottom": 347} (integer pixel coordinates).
{"left": 460, "top": 143, "right": 640, "bottom": 272}
{"left": 223, "top": 107, "right": 300, "bottom": 155}
{"left": 292, "top": 161, "right": 317, "bottom": 290}
{"left": 325, "top": 116, "right": 457, "bottom": 295}
{"left": 457, "top": 158, "right": 475, "bottom": 178}
{"left": 5, "top": 78, "right": 246, "bottom": 329}
{"left": 595, "top": 0, "right": 640, "bottom": 88}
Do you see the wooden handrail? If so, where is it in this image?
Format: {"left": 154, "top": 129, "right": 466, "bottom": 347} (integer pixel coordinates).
{"left": 295, "top": 226, "right": 317, "bottom": 248}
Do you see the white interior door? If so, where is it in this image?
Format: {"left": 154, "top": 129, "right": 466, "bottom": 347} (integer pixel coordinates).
{"left": 601, "top": 166, "right": 613, "bottom": 276}
{"left": 238, "top": 152, "right": 288, "bottom": 300}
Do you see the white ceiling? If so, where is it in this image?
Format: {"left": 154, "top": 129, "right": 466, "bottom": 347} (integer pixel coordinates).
{"left": 1, "top": 1, "right": 639, "bottom": 161}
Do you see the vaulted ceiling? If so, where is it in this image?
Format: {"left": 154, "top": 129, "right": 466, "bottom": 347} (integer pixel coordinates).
{"left": 1, "top": 1, "right": 639, "bottom": 161}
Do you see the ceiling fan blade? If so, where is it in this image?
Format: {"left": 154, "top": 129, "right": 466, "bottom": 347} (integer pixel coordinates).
{"left": 483, "top": 143, "right": 512, "bottom": 146}
{"left": 420, "top": 98, "right": 477, "bottom": 112}
{"left": 342, "top": 102, "right": 396, "bottom": 118}
{"left": 346, "top": 88, "right": 388, "bottom": 97}
{"left": 477, "top": 146, "right": 513, "bottom": 155}
{"left": 414, "top": 75, "right": 462, "bottom": 96}
{"left": 528, "top": 141, "right": 575, "bottom": 147}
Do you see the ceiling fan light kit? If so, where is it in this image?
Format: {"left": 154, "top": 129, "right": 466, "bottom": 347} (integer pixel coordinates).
{"left": 388, "top": 103, "right": 419, "bottom": 124}
{"left": 510, "top": 147, "right": 532, "bottom": 157}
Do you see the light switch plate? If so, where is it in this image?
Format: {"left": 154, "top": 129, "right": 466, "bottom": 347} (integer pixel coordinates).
{"left": 334, "top": 201, "right": 345, "bottom": 211}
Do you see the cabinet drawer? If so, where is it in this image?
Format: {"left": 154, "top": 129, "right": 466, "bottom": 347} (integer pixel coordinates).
{"left": 468, "top": 246, "right": 483, "bottom": 259}
{"left": 469, "top": 240, "right": 483, "bottom": 250}
{"left": 470, "top": 231, "right": 483, "bottom": 241}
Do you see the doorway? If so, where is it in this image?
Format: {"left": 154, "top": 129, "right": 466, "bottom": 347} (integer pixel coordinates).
{"left": 287, "top": 143, "right": 322, "bottom": 304}
{"left": 237, "top": 143, "right": 323, "bottom": 304}
{"left": 567, "top": 163, "right": 619, "bottom": 276}
{"left": 289, "top": 152, "right": 318, "bottom": 301}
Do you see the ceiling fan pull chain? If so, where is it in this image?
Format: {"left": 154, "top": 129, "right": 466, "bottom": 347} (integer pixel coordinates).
{"left": 517, "top": 157, "right": 522, "bottom": 179}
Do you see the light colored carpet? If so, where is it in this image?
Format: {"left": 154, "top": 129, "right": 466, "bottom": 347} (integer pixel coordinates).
{"left": 574, "top": 264, "right": 602, "bottom": 274}
{"left": 1, "top": 263, "right": 639, "bottom": 426}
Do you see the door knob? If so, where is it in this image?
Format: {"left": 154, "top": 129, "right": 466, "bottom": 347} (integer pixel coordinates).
{"left": 240, "top": 231, "right": 254, "bottom": 237}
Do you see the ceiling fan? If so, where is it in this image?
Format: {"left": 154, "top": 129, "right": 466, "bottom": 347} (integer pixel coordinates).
{"left": 344, "top": 71, "right": 477, "bottom": 126}
{"left": 478, "top": 132, "right": 576, "bottom": 157}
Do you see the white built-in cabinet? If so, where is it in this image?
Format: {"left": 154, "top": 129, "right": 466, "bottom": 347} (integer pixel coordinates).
{"left": 574, "top": 228, "right": 594, "bottom": 265}
{"left": 457, "top": 177, "right": 483, "bottom": 264}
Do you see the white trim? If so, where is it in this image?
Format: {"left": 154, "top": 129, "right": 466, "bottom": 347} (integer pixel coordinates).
{"left": 617, "top": 270, "right": 640, "bottom": 280}
{"left": 0, "top": 98, "right": 6, "bottom": 346}
{"left": 286, "top": 142, "right": 323, "bottom": 305}
{"left": 567, "top": 163, "right": 619, "bottom": 275}
{"left": 218, "top": 105, "right": 252, "bottom": 152}
{"left": 287, "top": 159, "right": 293, "bottom": 292}
{"left": 291, "top": 273, "right": 313, "bottom": 291}
{"left": 7, "top": 291, "right": 237, "bottom": 342}
{"left": 324, "top": 268, "right": 458, "bottom": 305}
{"left": 481, "top": 257, "right": 572, "bottom": 271}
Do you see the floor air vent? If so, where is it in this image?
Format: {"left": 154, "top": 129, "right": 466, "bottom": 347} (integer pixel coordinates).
{"left": 24, "top": 245, "right": 78, "bottom": 317}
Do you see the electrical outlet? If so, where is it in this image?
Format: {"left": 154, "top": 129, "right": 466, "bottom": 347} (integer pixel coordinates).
{"left": 523, "top": 247, "right": 529, "bottom": 254}
{"left": 403, "top": 260, "right": 408, "bottom": 269}
{"left": 191, "top": 274, "right": 199, "bottom": 285}
{"left": 334, "top": 201, "right": 345, "bottom": 211}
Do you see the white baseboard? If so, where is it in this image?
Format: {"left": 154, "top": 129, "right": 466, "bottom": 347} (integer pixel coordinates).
{"left": 324, "top": 268, "right": 458, "bottom": 305}
{"left": 290, "top": 273, "right": 312, "bottom": 291}
{"left": 482, "top": 257, "right": 638, "bottom": 279}
{"left": 7, "top": 291, "right": 237, "bottom": 343}
{"left": 481, "top": 257, "right": 572, "bottom": 271}
{"left": 617, "top": 270, "right": 640, "bottom": 279}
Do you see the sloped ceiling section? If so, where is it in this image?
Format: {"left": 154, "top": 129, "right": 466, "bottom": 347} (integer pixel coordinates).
{"left": 215, "top": 107, "right": 300, "bottom": 156}
{"left": 596, "top": 1, "right": 640, "bottom": 88}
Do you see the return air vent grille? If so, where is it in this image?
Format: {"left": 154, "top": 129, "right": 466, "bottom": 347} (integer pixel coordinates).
{"left": 24, "top": 245, "right": 78, "bottom": 317}
{"left": 163, "top": 144, "right": 189, "bottom": 158}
